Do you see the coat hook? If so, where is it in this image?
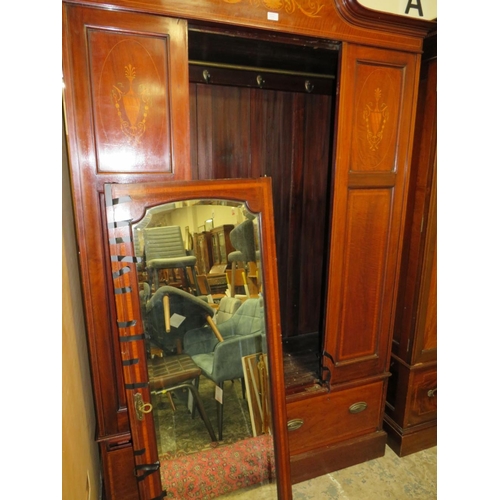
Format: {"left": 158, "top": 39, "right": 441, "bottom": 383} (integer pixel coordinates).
{"left": 305, "top": 80, "right": 314, "bottom": 93}
{"left": 256, "top": 75, "right": 265, "bottom": 88}
{"left": 203, "top": 69, "right": 211, "bottom": 84}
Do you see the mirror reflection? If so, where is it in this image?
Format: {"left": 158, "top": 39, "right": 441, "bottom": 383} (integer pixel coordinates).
{"left": 132, "top": 199, "right": 277, "bottom": 499}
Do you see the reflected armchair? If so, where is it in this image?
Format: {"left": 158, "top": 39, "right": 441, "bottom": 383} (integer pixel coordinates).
{"left": 215, "top": 296, "right": 242, "bottom": 325}
{"left": 183, "top": 298, "right": 264, "bottom": 440}
{"left": 144, "top": 285, "right": 223, "bottom": 355}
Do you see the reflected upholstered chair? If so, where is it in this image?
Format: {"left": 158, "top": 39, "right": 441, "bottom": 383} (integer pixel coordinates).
{"left": 143, "top": 225, "right": 200, "bottom": 295}
{"left": 183, "top": 298, "right": 264, "bottom": 440}
{"left": 143, "top": 285, "right": 223, "bottom": 355}
{"left": 227, "top": 220, "right": 257, "bottom": 297}
{"left": 215, "top": 296, "right": 242, "bottom": 325}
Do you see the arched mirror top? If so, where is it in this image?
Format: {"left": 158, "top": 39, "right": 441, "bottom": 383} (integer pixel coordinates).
{"left": 110, "top": 178, "right": 272, "bottom": 225}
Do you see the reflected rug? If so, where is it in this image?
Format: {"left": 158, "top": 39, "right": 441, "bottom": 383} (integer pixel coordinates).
{"left": 159, "top": 434, "right": 275, "bottom": 499}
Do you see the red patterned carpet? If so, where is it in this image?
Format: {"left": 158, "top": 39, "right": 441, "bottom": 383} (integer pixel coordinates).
{"left": 159, "top": 434, "right": 275, "bottom": 499}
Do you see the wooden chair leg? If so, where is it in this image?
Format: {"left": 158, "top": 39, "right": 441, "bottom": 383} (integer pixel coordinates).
{"left": 166, "top": 391, "right": 176, "bottom": 411}
{"left": 190, "top": 266, "right": 201, "bottom": 296}
{"left": 231, "top": 261, "right": 237, "bottom": 297}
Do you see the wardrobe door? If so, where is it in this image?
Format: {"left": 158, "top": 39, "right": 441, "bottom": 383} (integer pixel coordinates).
{"left": 322, "top": 44, "right": 419, "bottom": 385}
{"left": 62, "top": 4, "right": 190, "bottom": 498}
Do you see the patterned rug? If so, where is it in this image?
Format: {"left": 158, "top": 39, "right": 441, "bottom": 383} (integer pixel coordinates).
{"left": 159, "top": 433, "right": 276, "bottom": 499}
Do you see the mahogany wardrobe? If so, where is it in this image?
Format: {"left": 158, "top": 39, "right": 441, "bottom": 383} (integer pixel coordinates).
{"left": 62, "top": 1, "right": 436, "bottom": 498}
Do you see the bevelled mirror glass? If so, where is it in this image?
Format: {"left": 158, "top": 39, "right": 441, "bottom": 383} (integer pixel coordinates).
{"left": 105, "top": 178, "right": 291, "bottom": 500}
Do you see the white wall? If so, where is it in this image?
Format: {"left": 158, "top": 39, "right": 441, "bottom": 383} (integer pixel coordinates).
{"left": 358, "top": 0, "right": 437, "bottom": 20}
{"left": 161, "top": 204, "right": 245, "bottom": 236}
{"left": 62, "top": 118, "right": 102, "bottom": 500}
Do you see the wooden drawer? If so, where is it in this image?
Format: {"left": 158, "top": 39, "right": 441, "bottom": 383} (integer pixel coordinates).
{"left": 287, "top": 381, "right": 384, "bottom": 456}
{"left": 101, "top": 438, "right": 140, "bottom": 500}
{"left": 407, "top": 367, "right": 437, "bottom": 426}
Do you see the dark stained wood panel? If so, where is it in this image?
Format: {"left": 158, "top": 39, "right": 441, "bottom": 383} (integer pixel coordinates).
{"left": 392, "top": 56, "right": 437, "bottom": 365}
{"left": 384, "top": 35, "right": 437, "bottom": 457}
{"left": 421, "top": 240, "right": 437, "bottom": 352}
{"left": 190, "top": 82, "right": 333, "bottom": 340}
{"left": 297, "top": 93, "right": 333, "bottom": 336}
{"left": 188, "top": 28, "right": 339, "bottom": 76}
{"left": 407, "top": 368, "right": 437, "bottom": 426}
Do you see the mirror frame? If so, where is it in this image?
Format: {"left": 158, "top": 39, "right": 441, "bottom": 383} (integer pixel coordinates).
{"left": 104, "top": 177, "right": 292, "bottom": 500}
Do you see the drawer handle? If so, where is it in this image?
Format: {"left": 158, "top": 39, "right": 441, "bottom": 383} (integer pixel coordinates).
{"left": 133, "top": 392, "right": 153, "bottom": 421}
{"left": 349, "top": 402, "right": 368, "bottom": 414}
{"left": 287, "top": 419, "right": 304, "bottom": 431}
{"left": 427, "top": 388, "right": 437, "bottom": 398}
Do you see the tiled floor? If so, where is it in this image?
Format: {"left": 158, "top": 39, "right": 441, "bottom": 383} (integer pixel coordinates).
{"left": 292, "top": 445, "right": 437, "bottom": 499}
{"left": 220, "top": 445, "right": 437, "bottom": 499}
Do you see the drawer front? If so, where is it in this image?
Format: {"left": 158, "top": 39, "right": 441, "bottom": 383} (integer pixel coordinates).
{"left": 287, "top": 381, "right": 384, "bottom": 456}
{"left": 408, "top": 367, "right": 437, "bottom": 426}
{"left": 101, "top": 440, "right": 140, "bottom": 500}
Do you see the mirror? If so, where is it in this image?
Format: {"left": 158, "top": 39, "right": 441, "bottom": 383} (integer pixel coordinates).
{"left": 105, "top": 178, "right": 291, "bottom": 500}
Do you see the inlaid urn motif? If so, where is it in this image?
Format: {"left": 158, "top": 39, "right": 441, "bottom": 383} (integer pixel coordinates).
{"left": 112, "top": 64, "right": 151, "bottom": 145}
{"left": 363, "top": 88, "right": 388, "bottom": 151}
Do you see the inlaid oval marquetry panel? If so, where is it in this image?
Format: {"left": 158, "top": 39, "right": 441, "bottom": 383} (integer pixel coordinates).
{"left": 89, "top": 29, "right": 172, "bottom": 173}
{"left": 352, "top": 66, "right": 402, "bottom": 172}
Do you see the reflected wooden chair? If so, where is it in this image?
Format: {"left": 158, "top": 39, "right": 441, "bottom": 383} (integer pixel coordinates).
{"left": 195, "top": 273, "right": 226, "bottom": 309}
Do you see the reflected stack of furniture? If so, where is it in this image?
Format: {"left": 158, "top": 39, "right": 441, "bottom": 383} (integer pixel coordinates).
{"left": 205, "top": 266, "right": 228, "bottom": 296}
{"left": 193, "top": 225, "right": 235, "bottom": 294}
{"left": 193, "top": 231, "right": 213, "bottom": 275}
{"left": 194, "top": 225, "right": 235, "bottom": 274}
{"left": 62, "top": 1, "right": 436, "bottom": 498}
{"left": 211, "top": 224, "right": 234, "bottom": 266}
